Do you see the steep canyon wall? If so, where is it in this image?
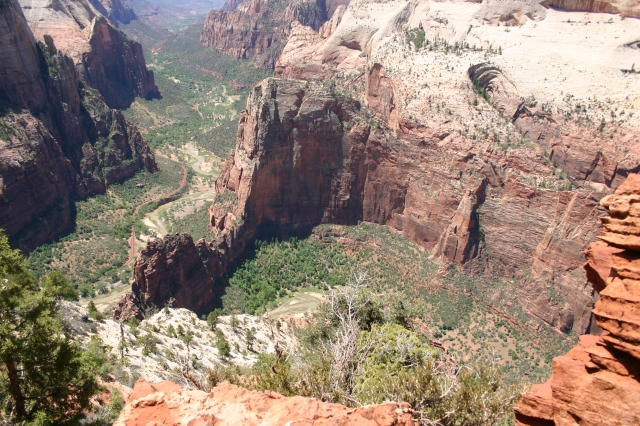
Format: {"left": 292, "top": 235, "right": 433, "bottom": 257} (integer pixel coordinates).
{"left": 515, "top": 174, "right": 640, "bottom": 426}
{"left": 200, "top": 0, "right": 346, "bottom": 69}
{"left": 19, "top": 0, "right": 158, "bottom": 109}
{"left": 123, "top": 0, "right": 640, "bottom": 339}
{"left": 0, "top": 0, "right": 157, "bottom": 251}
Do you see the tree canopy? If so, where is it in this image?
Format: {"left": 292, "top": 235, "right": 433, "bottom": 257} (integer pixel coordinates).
{"left": 0, "top": 230, "right": 100, "bottom": 425}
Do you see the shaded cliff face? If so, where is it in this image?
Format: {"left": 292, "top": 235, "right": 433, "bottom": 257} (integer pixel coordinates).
{"left": 0, "top": 0, "right": 156, "bottom": 252}
{"left": 19, "top": 0, "right": 158, "bottom": 109}
{"left": 83, "top": 16, "right": 158, "bottom": 108}
{"left": 90, "top": 0, "right": 137, "bottom": 26}
{"left": 200, "top": 0, "right": 335, "bottom": 69}
{"left": 129, "top": 234, "right": 220, "bottom": 316}
{"left": 127, "top": 0, "right": 640, "bottom": 335}
{"left": 515, "top": 174, "right": 640, "bottom": 426}
{"left": 125, "top": 77, "right": 597, "bottom": 337}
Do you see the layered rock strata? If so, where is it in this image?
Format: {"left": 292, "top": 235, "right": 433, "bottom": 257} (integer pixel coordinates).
{"left": 124, "top": 77, "right": 598, "bottom": 335}
{"left": 515, "top": 174, "right": 640, "bottom": 425}
{"left": 545, "top": 0, "right": 640, "bottom": 18}
{"left": 90, "top": 0, "right": 136, "bottom": 26}
{"left": 19, "top": 0, "right": 158, "bottom": 109}
{"left": 114, "top": 379, "right": 416, "bottom": 426}
{"left": 273, "top": 0, "right": 640, "bottom": 332}
{"left": 128, "top": 0, "right": 640, "bottom": 333}
{"left": 200, "top": 0, "right": 340, "bottom": 69}
{"left": 0, "top": 0, "right": 156, "bottom": 251}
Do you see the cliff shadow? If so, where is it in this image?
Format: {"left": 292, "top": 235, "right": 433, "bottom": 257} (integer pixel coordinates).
{"left": 207, "top": 223, "right": 319, "bottom": 315}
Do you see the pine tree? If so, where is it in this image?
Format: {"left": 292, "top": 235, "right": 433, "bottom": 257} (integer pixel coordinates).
{"left": 216, "top": 330, "right": 231, "bottom": 360}
{"left": 0, "top": 230, "right": 100, "bottom": 424}
{"left": 207, "top": 309, "right": 221, "bottom": 330}
{"left": 245, "top": 328, "right": 255, "bottom": 352}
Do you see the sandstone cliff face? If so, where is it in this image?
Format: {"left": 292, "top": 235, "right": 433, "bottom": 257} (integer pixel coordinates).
{"left": 275, "top": 0, "right": 640, "bottom": 333}
{"left": 83, "top": 16, "right": 158, "bottom": 108}
{"left": 127, "top": 77, "right": 596, "bottom": 335}
{"left": 129, "top": 0, "right": 640, "bottom": 335}
{"left": 114, "top": 379, "right": 416, "bottom": 426}
{"left": 200, "top": 0, "right": 336, "bottom": 69}
{"left": 545, "top": 0, "right": 640, "bottom": 18}
{"left": 131, "top": 234, "right": 220, "bottom": 315}
{"left": 19, "top": 0, "right": 158, "bottom": 109}
{"left": 515, "top": 174, "right": 640, "bottom": 426}
{"left": 0, "top": 0, "right": 156, "bottom": 251}
{"left": 90, "top": 0, "right": 136, "bottom": 26}
{"left": 120, "top": 79, "right": 366, "bottom": 319}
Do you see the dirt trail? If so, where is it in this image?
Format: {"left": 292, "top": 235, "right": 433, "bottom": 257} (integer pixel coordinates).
{"left": 125, "top": 165, "right": 188, "bottom": 265}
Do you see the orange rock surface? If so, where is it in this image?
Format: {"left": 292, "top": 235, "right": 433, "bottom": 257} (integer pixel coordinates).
{"left": 515, "top": 174, "right": 640, "bottom": 426}
{"left": 114, "top": 379, "right": 416, "bottom": 426}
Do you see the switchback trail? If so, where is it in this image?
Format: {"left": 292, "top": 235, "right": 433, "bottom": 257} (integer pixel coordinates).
{"left": 125, "top": 165, "right": 188, "bottom": 265}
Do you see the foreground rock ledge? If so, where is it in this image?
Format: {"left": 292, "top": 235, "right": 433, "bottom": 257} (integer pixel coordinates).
{"left": 515, "top": 174, "right": 640, "bottom": 426}
{"left": 114, "top": 379, "right": 416, "bottom": 426}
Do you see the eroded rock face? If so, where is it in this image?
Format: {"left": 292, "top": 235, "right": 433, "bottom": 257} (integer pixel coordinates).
{"left": 0, "top": 0, "right": 156, "bottom": 251}
{"left": 130, "top": 234, "right": 220, "bottom": 317}
{"left": 19, "top": 0, "right": 158, "bottom": 109}
{"left": 545, "top": 0, "right": 640, "bottom": 18}
{"left": 515, "top": 174, "right": 640, "bottom": 426}
{"left": 114, "top": 379, "right": 416, "bottom": 426}
{"left": 124, "top": 79, "right": 365, "bottom": 318}
{"left": 131, "top": 0, "right": 640, "bottom": 335}
{"left": 90, "top": 0, "right": 136, "bottom": 26}
{"left": 83, "top": 16, "right": 158, "bottom": 108}
{"left": 200, "top": 0, "right": 336, "bottom": 69}
{"left": 128, "top": 77, "right": 596, "bottom": 335}
{"left": 275, "top": 0, "right": 640, "bottom": 334}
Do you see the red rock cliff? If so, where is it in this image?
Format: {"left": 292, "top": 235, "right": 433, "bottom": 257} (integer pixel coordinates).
{"left": 0, "top": 0, "right": 156, "bottom": 252}
{"left": 515, "top": 174, "right": 640, "bottom": 426}
{"left": 90, "top": 0, "right": 137, "bottom": 26}
{"left": 114, "top": 379, "right": 416, "bottom": 426}
{"left": 200, "top": 0, "right": 336, "bottom": 69}
{"left": 124, "top": 77, "right": 606, "bottom": 338}
{"left": 83, "top": 16, "right": 158, "bottom": 109}
{"left": 19, "top": 0, "right": 158, "bottom": 109}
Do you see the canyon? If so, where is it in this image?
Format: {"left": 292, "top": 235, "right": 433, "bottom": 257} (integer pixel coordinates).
{"left": 121, "top": 0, "right": 640, "bottom": 341}
{"left": 19, "top": 0, "right": 158, "bottom": 109}
{"left": 200, "top": 0, "right": 349, "bottom": 68}
{"left": 1, "top": 0, "right": 639, "bottom": 423}
{"left": 0, "top": 0, "right": 157, "bottom": 251}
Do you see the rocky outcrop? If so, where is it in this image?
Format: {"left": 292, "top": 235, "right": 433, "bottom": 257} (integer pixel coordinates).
{"left": 90, "top": 0, "right": 136, "bottom": 26}
{"left": 82, "top": 16, "right": 158, "bottom": 108}
{"left": 473, "top": 0, "right": 640, "bottom": 22}
{"left": 132, "top": 0, "right": 640, "bottom": 334}
{"left": 114, "top": 379, "right": 416, "bottom": 426}
{"left": 127, "top": 77, "right": 597, "bottom": 335}
{"left": 19, "top": 0, "right": 158, "bottom": 109}
{"left": 131, "top": 234, "right": 220, "bottom": 316}
{"left": 515, "top": 174, "right": 640, "bottom": 426}
{"left": 544, "top": 0, "right": 640, "bottom": 18}
{"left": 200, "top": 0, "right": 338, "bottom": 69}
{"left": 0, "top": 0, "right": 156, "bottom": 251}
